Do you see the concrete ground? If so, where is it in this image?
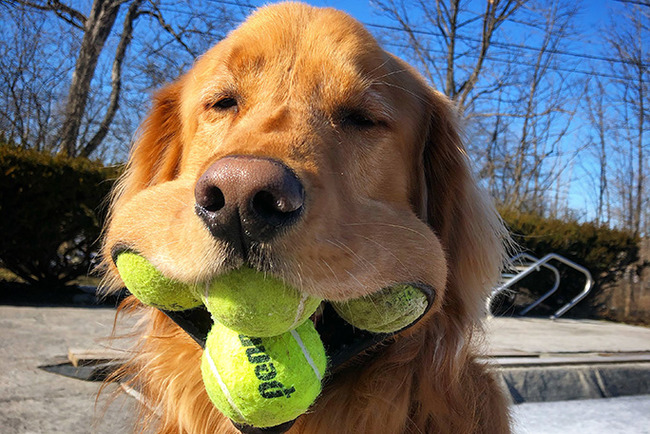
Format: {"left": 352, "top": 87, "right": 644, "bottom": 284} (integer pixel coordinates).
{"left": 0, "top": 306, "right": 136, "bottom": 434}
{"left": 496, "top": 318, "right": 650, "bottom": 433}
{"left": 1, "top": 305, "right": 649, "bottom": 433}
{"left": 485, "top": 316, "right": 650, "bottom": 354}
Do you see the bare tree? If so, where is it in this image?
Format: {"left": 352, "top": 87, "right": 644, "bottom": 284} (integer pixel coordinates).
{"left": 1, "top": 0, "right": 242, "bottom": 158}
{"left": 503, "top": 1, "right": 583, "bottom": 214}
{"left": 583, "top": 79, "right": 612, "bottom": 226}
{"left": 78, "top": 0, "right": 146, "bottom": 158}
{"left": 374, "top": 0, "right": 585, "bottom": 214}
{"left": 374, "top": 0, "right": 525, "bottom": 117}
{"left": 607, "top": 2, "right": 649, "bottom": 236}
{"left": 0, "top": 5, "right": 75, "bottom": 151}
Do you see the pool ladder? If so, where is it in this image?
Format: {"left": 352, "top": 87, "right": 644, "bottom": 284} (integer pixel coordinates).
{"left": 487, "top": 253, "right": 594, "bottom": 319}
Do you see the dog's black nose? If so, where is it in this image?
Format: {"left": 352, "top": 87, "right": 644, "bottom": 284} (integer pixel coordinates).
{"left": 194, "top": 156, "right": 304, "bottom": 245}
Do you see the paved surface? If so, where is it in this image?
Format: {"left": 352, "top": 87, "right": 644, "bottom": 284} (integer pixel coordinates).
{"left": 1, "top": 305, "right": 649, "bottom": 433}
{"left": 0, "top": 306, "right": 136, "bottom": 434}
{"left": 485, "top": 316, "right": 650, "bottom": 355}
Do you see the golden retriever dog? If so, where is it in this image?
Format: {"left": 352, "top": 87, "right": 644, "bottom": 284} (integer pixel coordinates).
{"left": 102, "top": 2, "right": 510, "bottom": 433}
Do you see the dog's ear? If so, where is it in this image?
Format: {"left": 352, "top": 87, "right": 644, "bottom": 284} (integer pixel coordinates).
{"left": 419, "top": 92, "right": 507, "bottom": 323}
{"left": 118, "top": 81, "right": 185, "bottom": 203}
{"left": 100, "top": 81, "right": 185, "bottom": 290}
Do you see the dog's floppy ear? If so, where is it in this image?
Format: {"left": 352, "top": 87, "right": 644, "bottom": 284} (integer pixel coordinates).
{"left": 117, "top": 81, "right": 185, "bottom": 203}
{"left": 100, "top": 81, "right": 185, "bottom": 289}
{"left": 419, "top": 92, "right": 506, "bottom": 323}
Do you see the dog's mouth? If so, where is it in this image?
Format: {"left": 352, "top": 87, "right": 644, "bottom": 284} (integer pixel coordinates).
{"left": 112, "top": 248, "right": 434, "bottom": 434}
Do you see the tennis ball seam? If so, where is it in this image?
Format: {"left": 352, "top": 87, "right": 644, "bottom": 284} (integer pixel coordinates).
{"left": 204, "top": 343, "right": 247, "bottom": 422}
{"left": 204, "top": 267, "right": 322, "bottom": 337}
{"left": 289, "top": 328, "right": 323, "bottom": 381}
{"left": 204, "top": 333, "right": 304, "bottom": 425}
{"left": 290, "top": 293, "right": 311, "bottom": 330}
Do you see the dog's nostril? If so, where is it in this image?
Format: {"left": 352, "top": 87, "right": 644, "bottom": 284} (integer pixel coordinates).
{"left": 200, "top": 186, "right": 226, "bottom": 212}
{"left": 252, "top": 189, "right": 303, "bottom": 225}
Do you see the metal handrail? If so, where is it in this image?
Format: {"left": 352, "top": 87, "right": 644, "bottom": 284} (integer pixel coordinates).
{"left": 488, "top": 253, "right": 560, "bottom": 315}
{"left": 487, "top": 253, "right": 594, "bottom": 319}
{"left": 512, "top": 253, "right": 561, "bottom": 316}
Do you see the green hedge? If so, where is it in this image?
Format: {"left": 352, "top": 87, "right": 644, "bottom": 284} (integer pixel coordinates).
{"left": 0, "top": 144, "right": 120, "bottom": 288}
{"left": 501, "top": 210, "right": 639, "bottom": 275}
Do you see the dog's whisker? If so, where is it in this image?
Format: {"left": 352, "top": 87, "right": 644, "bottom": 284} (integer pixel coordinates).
{"left": 341, "top": 222, "right": 431, "bottom": 241}
{"left": 320, "top": 259, "right": 340, "bottom": 284}
{"left": 366, "top": 58, "right": 392, "bottom": 76}
{"left": 343, "top": 269, "right": 366, "bottom": 292}
{"left": 355, "top": 234, "right": 407, "bottom": 274}
{"left": 293, "top": 262, "right": 307, "bottom": 294}
{"left": 377, "top": 81, "right": 434, "bottom": 108}
{"left": 320, "top": 238, "right": 390, "bottom": 294}
{"left": 370, "top": 67, "right": 409, "bottom": 82}
{"left": 324, "top": 239, "right": 380, "bottom": 275}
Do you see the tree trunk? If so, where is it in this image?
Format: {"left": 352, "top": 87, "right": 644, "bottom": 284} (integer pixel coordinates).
{"left": 443, "top": 0, "right": 459, "bottom": 98}
{"left": 633, "top": 62, "right": 645, "bottom": 237}
{"left": 58, "top": 0, "right": 122, "bottom": 157}
{"left": 79, "top": 0, "right": 144, "bottom": 158}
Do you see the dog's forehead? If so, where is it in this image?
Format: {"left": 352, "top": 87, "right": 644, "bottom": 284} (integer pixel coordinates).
{"left": 234, "top": 4, "right": 380, "bottom": 64}
{"left": 193, "top": 4, "right": 392, "bottom": 100}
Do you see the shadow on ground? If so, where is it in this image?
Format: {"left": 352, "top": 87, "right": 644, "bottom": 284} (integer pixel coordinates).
{"left": 0, "top": 281, "right": 127, "bottom": 308}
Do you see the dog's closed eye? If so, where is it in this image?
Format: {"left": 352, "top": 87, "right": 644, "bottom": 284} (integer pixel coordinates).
{"left": 339, "top": 108, "right": 377, "bottom": 129}
{"left": 210, "top": 96, "right": 239, "bottom": 111}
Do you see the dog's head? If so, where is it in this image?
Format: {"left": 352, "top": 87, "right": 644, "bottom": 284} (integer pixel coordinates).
{"left": 103, "top": 2, "right": 505, "bottom": 431}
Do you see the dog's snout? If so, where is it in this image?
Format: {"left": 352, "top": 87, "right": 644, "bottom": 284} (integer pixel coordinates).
{"left": 194, "top": 156, "right": 305, "bottom": 244}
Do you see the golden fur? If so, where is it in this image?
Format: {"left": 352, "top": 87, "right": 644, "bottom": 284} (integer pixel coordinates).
{"left": 102, "top": 3, "right": 511, "bottom": 433}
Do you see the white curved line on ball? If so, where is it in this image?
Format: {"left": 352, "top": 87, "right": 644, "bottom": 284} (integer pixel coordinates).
{"left": 290, "top": 328, "right": 322, "bottom": 381}
{"left": 290, "top": 293, "right": 309, "bottom": 330}
{"left": 205, "top": 348, "right": 246, "bottom": 421}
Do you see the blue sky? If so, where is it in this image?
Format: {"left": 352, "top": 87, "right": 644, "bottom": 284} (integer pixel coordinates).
{"left": 248, "top": 1, "right": 614, "bottom": 41}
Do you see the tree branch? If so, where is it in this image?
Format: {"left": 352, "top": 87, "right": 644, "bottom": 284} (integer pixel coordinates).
{"left": 141, "top": 0, "right": 198, "bottom": 58}
{"left": 2, "top": 0, "right": 87, "bottom": 29}
{"left": 48, "top": 0, "right": 87, "bottom": 28}
{"left": 80, "top": 0, "right": 144, "bottom": 158}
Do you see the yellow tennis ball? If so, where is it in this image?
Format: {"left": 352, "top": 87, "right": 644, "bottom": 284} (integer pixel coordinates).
{"left": 115, "top": 252, "right": 201, "bottom": 311}
{"left": 201, "top": 320, "right": 327, "bottom": 428}
{"left": 332, "top": 284, "right": 429, "bottom": 333}
{"left": 204, "top": 267, "right": 321, "bottom": 337}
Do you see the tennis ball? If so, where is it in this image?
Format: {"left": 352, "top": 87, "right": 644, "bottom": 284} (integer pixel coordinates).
{"left": 115, "top": 252, "right": 201, "bottom": 311}
{"left": 204, "top": 267, "right": 321, "bottom": 337}
{"left": 332, "top": 284, "right": 429, "bottom": 333}
{"left": 201, "top": 320, "right": 327, "bottom": 428}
